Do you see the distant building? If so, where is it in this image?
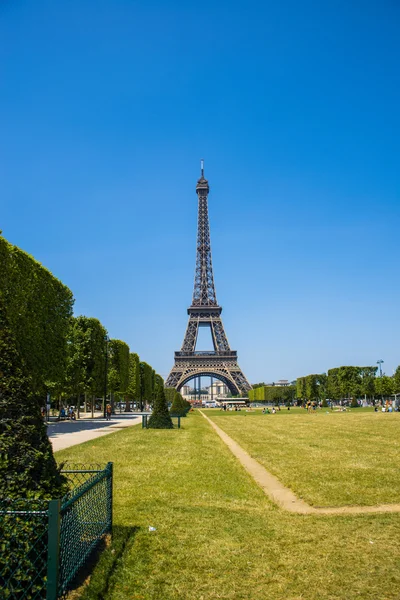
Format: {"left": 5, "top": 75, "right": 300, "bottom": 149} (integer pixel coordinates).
{"left": 265, "top": 380, "right": 291, "bottom": 387}
{"left": 208, "top": 382, "right": 229, "bottom": 398}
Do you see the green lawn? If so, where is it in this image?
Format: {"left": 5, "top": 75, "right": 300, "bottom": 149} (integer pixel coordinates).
{"left": 56, "top": 412, "right": 400, "bottom": 600}
{"left": 204, "top": 408, "right": 400, "bottom": 507}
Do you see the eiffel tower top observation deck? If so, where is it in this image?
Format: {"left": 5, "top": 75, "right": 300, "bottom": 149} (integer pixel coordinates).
{"left": 165, "top": 162, "right": 251, "bottom": 395}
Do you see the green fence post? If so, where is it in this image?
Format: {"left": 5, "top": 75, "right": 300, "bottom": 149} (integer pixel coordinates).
{"left": 47, "top": 499, "right": 61, "bottom": 600}
{"left": 108, "top": 462, "right": 113, "bottom": 535}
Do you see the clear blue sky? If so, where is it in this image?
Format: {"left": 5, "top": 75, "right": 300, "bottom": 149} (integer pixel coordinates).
{"left": 1, "top": 1, "right": 399, "bottom": 383}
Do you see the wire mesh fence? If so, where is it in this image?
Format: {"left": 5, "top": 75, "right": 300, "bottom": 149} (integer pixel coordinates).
{"left": 0, "top": 463, "right": 113, "bottom": 600}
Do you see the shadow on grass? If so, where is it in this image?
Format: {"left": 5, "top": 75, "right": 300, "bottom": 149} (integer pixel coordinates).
{"left": 66, "top": 525, "right": 139, "bottom": 600}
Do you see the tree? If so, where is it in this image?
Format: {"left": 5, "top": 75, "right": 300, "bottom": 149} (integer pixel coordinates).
{"left": 393, "top": 366, "right": 400, "bottom": 394}
{"left": 375, "top": 376, "right": 393, "bottom": 399}
{"left": 140, "top": 362, "right": 154, "bottom": 408}
{"left": 296, "top": 377, "right": 307, "bottom": 402}
{"left": 0, "top": 296, "right": 66, "bottom": 499}
{"left": 154, "top": 374, "right": 164, "bottom": 396}
{"left": 337, "top": 366, "right": 362, "bottom": 401}
{"left": 147, "top": 385, "right": 173, "bottom": 429}
{"left": 164, "top": 387, "right": 177, "bottom": 406}
{"left": 66, "top": 317, "right": 107, "bottom": 413}
{"left": 127, "top": 353, "right": 141, "bottom": 410}
{"left": 327, "top": 368, "right": 341, "bottom": 401}
{"left": 108, "top": 340, "right": 130, "bottom": 412}
{"left": 360, "top": 367, "right": 378, "bottom": 400}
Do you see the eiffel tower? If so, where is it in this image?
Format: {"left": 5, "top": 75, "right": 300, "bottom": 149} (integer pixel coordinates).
{"left": 165, "top": 162, "right": 251, "bottom": 396}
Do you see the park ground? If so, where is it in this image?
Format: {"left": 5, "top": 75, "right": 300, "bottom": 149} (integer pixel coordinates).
{"left": 56, "top": 408, "right": 400, "bottom": 600}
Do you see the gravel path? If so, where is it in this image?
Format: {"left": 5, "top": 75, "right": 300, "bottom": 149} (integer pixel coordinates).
{"left": 200, "top": 411, "right": 400, "bottom": 515}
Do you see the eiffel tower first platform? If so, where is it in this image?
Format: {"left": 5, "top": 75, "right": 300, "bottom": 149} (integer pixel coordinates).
{"left": 165, "top": 162, "right": 251, "bottom": 396}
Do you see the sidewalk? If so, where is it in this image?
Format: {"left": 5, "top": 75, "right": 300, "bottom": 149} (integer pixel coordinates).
{"left": 47, "top": 414, "right": 142, "bottom": 452}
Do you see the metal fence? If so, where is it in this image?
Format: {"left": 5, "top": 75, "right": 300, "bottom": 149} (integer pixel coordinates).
{"left": 0, "top": 462, "right": 113, "bottom": 600}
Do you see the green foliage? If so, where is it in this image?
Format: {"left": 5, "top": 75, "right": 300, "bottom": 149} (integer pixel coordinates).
{"left": 360, "top": 367, "right": 378, "bottom": 397}
{"left": 374, "top": 375, "right": 394, "bottom": 398}
{"left": 0, "top": 235, "right": 74, "bottom": 396}
{"left": 140, "top": 362, "right": 154, "bottom": 404}
{"left": 154, "top": 374, "right": 164, "bottom": 395}
{"left": 147, "top": 386, "right": 173, "bottom": 429}
{"left": 128, "top": 353, "right": 141, "bottom": 402}
{"left": 296, "top": 377, "right": 307, "bottom": 400}
{"left": 393, "top": 366, "right": 400, "bottom": 394}
{"left": 108, "top": 340, "right": 130, "bottom": 395}
{"left": 297, "top": 375, "right": 325, "bottom": 402}
{"left": 0, "top": 296, "right": 66, "bottom": 499}
{"left": 170, "top": 392, "right": 187, "bottom": 416}
{"left": 66, "top": 316, "right": 107, "bottom": 399}
{"left": 250, "top": 385, "right": 296, "bottom": 403}
{"left": 326, "top": 368, "right": 341, "bottom": 400}
{"left": 327, "top": 366, "right": 378, "bottom": 401}
{"left": 350, "top": 397, "right": 359, "bottom": 408}
{"left": 321, "top": 398, "right": 328, "bottom": 408}
{"left": 164, "top": 387, "right": 177, "bottom": 405}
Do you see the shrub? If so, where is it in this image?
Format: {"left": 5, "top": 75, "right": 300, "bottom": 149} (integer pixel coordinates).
{"left": 170, "top": 392, "right": 187, "bottom": 417}
{"left": 147, "top": 386, "right": 173, "bottom": 429}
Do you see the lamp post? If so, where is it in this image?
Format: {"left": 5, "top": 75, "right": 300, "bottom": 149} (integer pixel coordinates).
{"left": 377, "top": 359, "right": 384, "bottom": 378}
{"left": 103, "top": 335, "right": 109, "bottom": 418}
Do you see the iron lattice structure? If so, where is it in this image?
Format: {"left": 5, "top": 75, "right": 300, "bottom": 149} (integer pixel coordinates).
{"left": 166, "top": 164, "right": 251, "bottom": 396}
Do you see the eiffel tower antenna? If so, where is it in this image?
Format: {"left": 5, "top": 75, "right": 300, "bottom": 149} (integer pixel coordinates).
{"left": 166, "top": 164, "right": 251, "bottom": 396}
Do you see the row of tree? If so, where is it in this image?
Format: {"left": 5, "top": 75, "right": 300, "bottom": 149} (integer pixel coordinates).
{"left": 0, "top": 234, "right": 162, "bottom": 412}
{"left": 296, "top": 366, "right": 400, "bottom": 403}
{"left": 63, "top": 316, "right": 161, "bottom": 413}
{"left": 249, "top": 366, "right": 400, "bottom": 405}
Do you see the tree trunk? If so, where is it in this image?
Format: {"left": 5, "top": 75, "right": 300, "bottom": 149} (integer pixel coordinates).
{"left": 91, "top": 395, "right": 94, "bottom": 418}
{"left": 84, "top": 393, "right": 87, "bottom": 413}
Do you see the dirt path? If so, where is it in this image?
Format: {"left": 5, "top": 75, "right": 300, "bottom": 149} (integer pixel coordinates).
{"left": 200, "top": 411, "right": 400, "bottom": 515}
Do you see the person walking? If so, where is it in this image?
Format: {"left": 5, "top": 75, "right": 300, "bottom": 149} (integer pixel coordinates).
{"left": 106, "top": 403, "right": 112, "bottom": 420}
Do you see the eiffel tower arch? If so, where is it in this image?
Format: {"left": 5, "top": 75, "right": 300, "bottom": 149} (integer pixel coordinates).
{"left": 166, "top": 162, "right": 251, "bottom": 396}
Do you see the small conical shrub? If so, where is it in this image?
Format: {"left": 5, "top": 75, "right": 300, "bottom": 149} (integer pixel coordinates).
{"left": 147, "top": 385, "right": 173, "bottom": 429}
{"left": 0, "top": 297, "right": 66, "bottom": 499}
{"left": 170, "top": 392, "right": 186, "bottom": 417}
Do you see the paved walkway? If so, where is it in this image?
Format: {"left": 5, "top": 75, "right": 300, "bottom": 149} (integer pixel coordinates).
{"left": 47, "top": 414, "right": 142, "bottom": 452}
{"left": 200, "top": 411, "right": 400, "bottom": 515}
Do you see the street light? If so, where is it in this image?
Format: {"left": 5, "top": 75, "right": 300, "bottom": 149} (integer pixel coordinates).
{"left": 377, "top": 359, "right": 384, "bottom": 378}
{"left": 103, "top": 335, "right": 109, "bottom": 418}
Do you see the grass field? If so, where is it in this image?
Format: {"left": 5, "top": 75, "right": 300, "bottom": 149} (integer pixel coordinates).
{"left": 56, "top": 411, "right": 400, "bottom": 600}
{"left": 204, "top": 408, "right": 400, "bottom": 507}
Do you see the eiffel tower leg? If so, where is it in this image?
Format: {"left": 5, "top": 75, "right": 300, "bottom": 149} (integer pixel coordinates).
{"left": 181, "top": 318, "right": 199, "bottom": 353}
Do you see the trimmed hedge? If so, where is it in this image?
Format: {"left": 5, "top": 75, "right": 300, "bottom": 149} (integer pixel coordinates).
{"left": 0, "top": 235, "right": 73, "bottom": 395}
